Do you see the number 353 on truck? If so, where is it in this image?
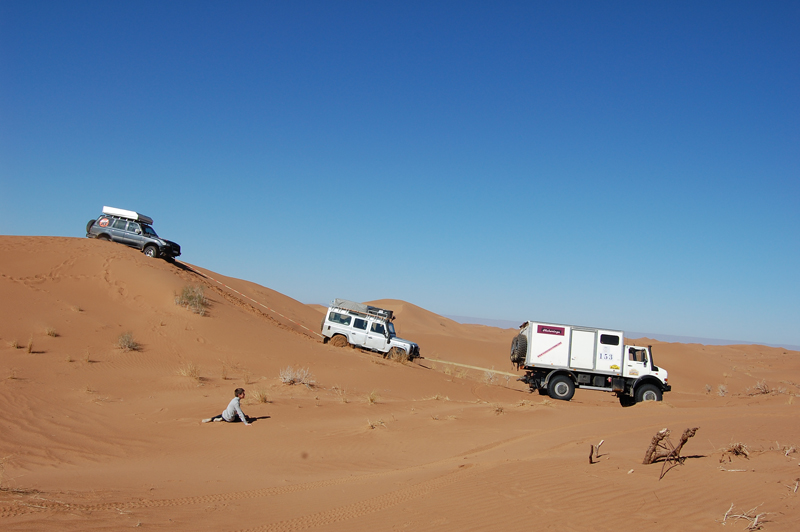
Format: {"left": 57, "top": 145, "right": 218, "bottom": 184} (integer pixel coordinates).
{"left": 510, "top": 321, "right": 670, "bottom": 407}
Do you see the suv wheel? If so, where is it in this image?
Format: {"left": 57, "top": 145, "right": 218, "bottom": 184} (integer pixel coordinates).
{"left": 143, "top": 245, "right": 158, "bottom": 258}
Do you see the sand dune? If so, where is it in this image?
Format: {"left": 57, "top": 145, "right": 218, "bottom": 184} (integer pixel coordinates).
{"left": 1, "top": 236, "right": 799, "bottom": 531}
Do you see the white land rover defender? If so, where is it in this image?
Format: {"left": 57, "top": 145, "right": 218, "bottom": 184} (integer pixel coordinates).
{"left": 321, "top": 299, "right": 420, "bottom": 359}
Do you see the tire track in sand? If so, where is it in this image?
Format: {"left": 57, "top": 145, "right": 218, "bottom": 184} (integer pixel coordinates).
{"left": 0, "top": 431, "right": 526, "bottom": 520}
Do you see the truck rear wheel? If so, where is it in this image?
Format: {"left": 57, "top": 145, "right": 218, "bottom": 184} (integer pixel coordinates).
{"left": 548, "top": 375, "right": 575, "bottom": 401}
{"left": 330, "top": 335, "right": 349, "bottom": 348}
{"left": 635, "top": 384, "right": 662, "bottom": 402}
{"left": 510, "top": 334, "right": 527, "bottom": 366}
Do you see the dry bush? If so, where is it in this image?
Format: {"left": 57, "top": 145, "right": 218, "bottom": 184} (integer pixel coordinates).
{"left": 366, "top": 390, "right": 379, "bottom": 405}
{"left": 6, "top": 368, "right": 18, "bottom": 380}
{"left": 45, "top": 327, "right": 57, "bottom": 337}
{"left": 65, "top": 355, "right": 73, "bottom": 363}
{"left": 366, "top": 419, "right": 385, "bottom": 429}
{"left": 251, "top": 388, "right": 270, "bottom": 404}
{"left": 718, "top": 384, "right": 728, "bottom": 397}
{"left": 332, "top": 385, "right": 349, "bottom": 403}
{"left": 720, "top": 442, "right": 750, "bottom": 460}
{"left": 705, "top": 384, "right": 712, "bottom": 394}
{"left": 750, "top": 380, "right": 771, "bottom": 395}
{"left": 175, "top": 285, "right": 207, "bottom": 316}
{"left": 221, "top": 364, "right": 228, "bottom": 380}
{"left": 279, "top": 366, "right": 316, "bottom": 388}
{"left": 540, "top": 399, "right": 553, "bottom": 407}
{"left": 8, "top": 340, "right": 19, "bottom": 349}
{"left": 455, "top": 369, "right": 468, "bottom": 379}
{"left": 243, "top": 371, "right": 253, "bottom": 385}
{"left": 504, "top": 375, "right": 512, "bottom": 387}
{"left": 493, "top": 404, "right": 505, "bottom": 415}
{"left": 83, "top": 350, "right": 92, "bottom": 363}
{"left": 426, "top": 394, "right": 448, "bottom": 401}
{"left": 116, "top": 332, "right": 139, "bottom": 352}
{"left": 443, "top": 366, "right": 453, "bottom": 376}
{"left": 26, "top": 337, "right": 33, "bottom": 354}
{"left": 484, "top": 370, "right": 496, "bottom": 385}
{"left": 177, "top": 362, "right": 200, "bottom": 381}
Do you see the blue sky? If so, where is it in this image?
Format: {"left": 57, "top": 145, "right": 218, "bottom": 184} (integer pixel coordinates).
{"left": 1, "top": 1, "right": 798, "bottom": 347}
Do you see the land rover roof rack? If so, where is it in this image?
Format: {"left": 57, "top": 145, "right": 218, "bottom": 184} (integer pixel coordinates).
{"left": 331, "top": 298, "right": 393, "bottom": 321}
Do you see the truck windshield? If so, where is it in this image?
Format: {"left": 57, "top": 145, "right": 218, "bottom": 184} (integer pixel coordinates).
{"left": 142, "top": 225, "right": 158, "bottom": 237}
{"left": 387, "top": 323, "right": 396, "bottom": 337}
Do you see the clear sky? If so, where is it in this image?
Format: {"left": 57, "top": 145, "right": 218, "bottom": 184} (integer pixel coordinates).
{"left": 1, "top": 1, "right": 798, "bottom": 347}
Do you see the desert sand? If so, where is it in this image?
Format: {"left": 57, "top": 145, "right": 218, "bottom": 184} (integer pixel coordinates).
{"left": 1, "top": 235, "right": 798, "bottom": 531}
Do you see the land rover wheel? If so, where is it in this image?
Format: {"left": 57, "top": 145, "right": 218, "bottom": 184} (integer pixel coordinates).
{"left": 86, "top": 219, "right": 96, "bottom": 234}
{"left": 98, "top": 234, "right": 111, "bottom": 241}
{"left": 330, "top": 335, "right": 349, "bottom": 348}
{"left": 143, "top": 245, "right": 158, "bottom": 258}
{"left": 510, "top": 334, "right": 527, "bottom": 366}
{"left": 635, "top": 384, "right": 662, "bottom": 403}
{"left": 548, "top": 375, "right": 575, "bottom": 401}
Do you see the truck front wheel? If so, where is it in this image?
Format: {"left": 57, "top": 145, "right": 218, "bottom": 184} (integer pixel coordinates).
{"left": 548, "top": 375, "right": 575, "bottom": 401}
{"left": 635, "top": 384, "right": 662, "bottom": 402}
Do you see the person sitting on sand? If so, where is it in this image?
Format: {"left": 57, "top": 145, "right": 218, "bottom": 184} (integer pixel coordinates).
{"left": 203, "top": 388, "right": 252, "bottom": 425}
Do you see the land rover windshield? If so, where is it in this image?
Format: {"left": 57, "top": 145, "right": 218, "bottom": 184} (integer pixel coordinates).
{"left": 141, "top": 225, "right": 158, "bottom": 237}
{"left": 387, "top": 322, "right": 396, "bottom": 337}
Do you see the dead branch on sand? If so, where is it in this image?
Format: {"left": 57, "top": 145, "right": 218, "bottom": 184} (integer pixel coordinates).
{"left": 720, "top": 442, "right": 750, "bottom": 462}
{"left": 642, "top": 427, "right": 699, "bottom": 479}
{"left": 721, "top": 503, "right": 770, "bottom": 530}
{"left": 589, "top": 439, "right": 605, "bottom": 464}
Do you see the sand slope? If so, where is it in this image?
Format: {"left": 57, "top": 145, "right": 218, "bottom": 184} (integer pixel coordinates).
{"left": 1, "top": 236, "right": 799, "bottom": 531}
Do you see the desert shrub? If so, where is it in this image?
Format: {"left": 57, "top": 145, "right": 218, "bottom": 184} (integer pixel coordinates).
{"left": 332, "top": 385, "right": 349, "bottom": 403}
{"left": 175, "top": 285, "right": 207, "bottom": 316}
{"left": 751, "top": 380, "right": 771, "bottom": 395}
{"left": 252, "top": 388, "right": 270, "bottom": 403}
{"left": 177, "top": 362, "right": 200, "bottom": 381}
{"left": 45, "top": 327, "right": 57, "bottom": 337}
{"left": 26, "top": 337, "right": 33, "bottom": 354}
{"left": 117, "top": 332, "right": 139, "bottom": 352}
{"left": 8, "top": 340, "right": 19, "bottom": 349}
{"left": 705, "top": 384, "right": 712, "bottom": 394}
{"left": 366, "top": 390, "right": 379, "bottom": 405}
{"left": 484, "top": 370, "right": 496, "bottom": 385}
{"left": 717, "top": 384, "right": 728, "bottom": 397}
{"left": 493, "top": 404, "right": 505, "bottom": 415}
{"left": 279, "top": 366, "right": 315, "bottom": 387}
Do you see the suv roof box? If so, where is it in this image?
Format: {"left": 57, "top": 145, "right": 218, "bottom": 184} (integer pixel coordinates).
{"left": 102, "top": 206, "right": 153, "bottom": 225}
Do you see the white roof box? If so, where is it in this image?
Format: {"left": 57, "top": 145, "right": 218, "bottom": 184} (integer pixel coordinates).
{"left": 102, "top": 206, "right": 153, "bottom": 225}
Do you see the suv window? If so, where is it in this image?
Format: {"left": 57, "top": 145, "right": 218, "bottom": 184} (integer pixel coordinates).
{"left": 329, "top": 312, "right": 352, "bottom": 326}
{"left": 353, "top": 318, "right": 367, "bottom": 330}
{"left": 112, "top": 219, "right": 128, "bottom": 230}
{"left": 370, "top": 322, "right": 386, "bottom": 335}
{"left": 128, "top": 222, "right": 140, "bottom": 233}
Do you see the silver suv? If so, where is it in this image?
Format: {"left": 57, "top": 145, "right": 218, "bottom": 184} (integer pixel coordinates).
{"left": 86, "top": 206, "right": 181, "bottom": 260}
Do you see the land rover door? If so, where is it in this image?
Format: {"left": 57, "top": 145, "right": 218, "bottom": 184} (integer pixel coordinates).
{"left": 365, "top": 320, "right": 389, "bottom": 351}
{"left": 350, "top": 317, "right": 369, "bottom": 346}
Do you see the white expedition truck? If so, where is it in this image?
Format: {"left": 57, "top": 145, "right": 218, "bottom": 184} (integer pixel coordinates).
{"left": 510, "top": 321, "right": 670, "bottom": 406}
{"left": 321, "top": 299, "right": 420, "bottom": 359}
